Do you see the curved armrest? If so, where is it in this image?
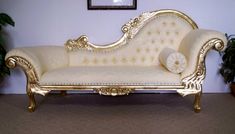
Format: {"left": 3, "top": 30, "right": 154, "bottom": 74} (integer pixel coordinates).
{"left": 5, "top": 46, "right": 68, "bottom": 81}
{"left": 178, "top": 29, "right": 227, "bottom": 79}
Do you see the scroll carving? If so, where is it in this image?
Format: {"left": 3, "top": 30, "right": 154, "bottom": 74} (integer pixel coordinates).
{"left": 65, "top": 35, "right": 92, "bottom": 51}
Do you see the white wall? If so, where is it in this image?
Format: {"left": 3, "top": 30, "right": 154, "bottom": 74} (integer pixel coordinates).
{"left": 0, "top": 0, "right": 234, "bottom": 94}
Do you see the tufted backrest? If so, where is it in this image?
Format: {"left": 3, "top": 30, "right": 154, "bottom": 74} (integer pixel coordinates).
{"left": 67, "top": 10, "right": 197, "bottom": 67}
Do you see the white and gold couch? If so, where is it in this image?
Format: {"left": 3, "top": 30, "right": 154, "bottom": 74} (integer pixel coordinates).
{"left": 5, "top": 9, "right": 227, "bottom": 112}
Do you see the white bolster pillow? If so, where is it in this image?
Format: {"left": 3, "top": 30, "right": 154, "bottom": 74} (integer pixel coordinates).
{"left": 159, "top": 47, "right": 187, "bottom": 74}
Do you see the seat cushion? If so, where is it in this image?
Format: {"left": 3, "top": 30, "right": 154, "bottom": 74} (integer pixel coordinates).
{"left": 39, "top": 66, "right": 181, "bottom": 86}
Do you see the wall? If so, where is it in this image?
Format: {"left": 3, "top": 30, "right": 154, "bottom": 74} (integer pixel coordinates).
{"left": 0, "top": 0, "right": 234, "bottom": 94}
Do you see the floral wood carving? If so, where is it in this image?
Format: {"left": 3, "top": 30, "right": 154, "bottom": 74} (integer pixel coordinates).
{"left": 94, "top": 87, "right": 134, "bottom": 96}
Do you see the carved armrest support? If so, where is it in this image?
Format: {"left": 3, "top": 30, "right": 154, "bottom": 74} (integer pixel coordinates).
{"left": 178, "top": 35, "right": 226, "bottom": 96}
{"left": 6, "top": 56, "right": 39, "bottom": 83}
{"left": 6, "top": 56, "right": 50, "bottom": 96}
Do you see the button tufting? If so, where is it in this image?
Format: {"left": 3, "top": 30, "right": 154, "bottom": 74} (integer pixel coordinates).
{"left": 145, "top": 48, "right": 150, "bottom": 52}
{"left": 155, "top": 48, "right": 159, "bottom": 52}
{"left": 82, "top": 58, "right": 89, "bottom": 64}
{"left": 151, "top": 56, "right": 155, "bottom": 62}
{"left": 131, "top": 57, "right": 136, "bottom": 63}
{"left": 102, "top": 58, "right": 107, "bottom": 64}
{"left": 112, "top": 57, "right": 117, "bottom": 64}
{"left": 141, "top": 56, "right": 146, "bottom": 62}
{"left": 152, "top": 40, "right": 155, "bottom": 44}
{"left": 175, "top": 31, "right": 179, "bottom": 35}
{"left": 156, "top": 30, "right": 161, "bottom": 34}
{"left": 93, "top": 58, "right": 98, "bottom": 64}
{"left": 162, "top": 22, "right": 167, "bottom": 26}
{"left": 136, "top": 48, "right": 141, "bottom": 53}
{"left": 121, "top": 57, "right": 127, "bottom": 63}
{"left": 166, "top": 31, "right": 170, "bottom": 35}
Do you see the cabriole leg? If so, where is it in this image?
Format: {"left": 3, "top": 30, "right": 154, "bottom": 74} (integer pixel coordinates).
{"left": 27, "top": 92, "right": 36, "bottom": 112}
{"left": 194, "top": 92, "right": 201, "bottom": 113}
{"left": 27, "top": 84, "right": 36, "bottom": 112}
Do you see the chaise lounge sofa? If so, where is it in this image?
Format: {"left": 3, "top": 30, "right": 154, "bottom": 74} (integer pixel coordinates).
{"left": 5, "top": 9, "right": 227, "bottom": 112}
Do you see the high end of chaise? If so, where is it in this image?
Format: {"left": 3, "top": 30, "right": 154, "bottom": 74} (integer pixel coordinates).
{"left": 5, "top": 9, "right": 227, "bottom": 112}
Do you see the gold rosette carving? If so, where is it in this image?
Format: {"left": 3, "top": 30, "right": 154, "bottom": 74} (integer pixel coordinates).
{"left": 94, "top": 87, "right": 134, "bottom": 96}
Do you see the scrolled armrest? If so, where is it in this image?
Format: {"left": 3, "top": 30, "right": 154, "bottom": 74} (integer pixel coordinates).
{"left": 5, "top": 47, "right": 43, "bottom": 82}
{"left": 5, "top": 46, "right": 68, "bottom": 81}
{"left": 178, "top": 29, "right": 227, "bottom": 79}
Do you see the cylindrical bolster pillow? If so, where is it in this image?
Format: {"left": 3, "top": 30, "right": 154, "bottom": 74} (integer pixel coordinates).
{"left": 159, "top": 47, "right": 187, "bottom": 74}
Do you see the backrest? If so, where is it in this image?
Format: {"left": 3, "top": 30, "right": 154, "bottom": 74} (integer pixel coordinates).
{"left": 66, "top": 9, "right": 198, "bottom": 67}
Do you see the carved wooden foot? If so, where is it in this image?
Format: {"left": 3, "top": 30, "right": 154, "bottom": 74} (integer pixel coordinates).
{"left": 61, "top": 90, "right": 67, "bottom": 96}
{"left": 194, "top": 92, "right": 201, "bottom": 113}
{"left": 27, "top": 92, "right": 36, "bottom": 112}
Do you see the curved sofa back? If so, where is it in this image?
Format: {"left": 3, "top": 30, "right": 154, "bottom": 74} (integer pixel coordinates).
{"left": 67, "top": 10, "right": 197, "bottom": 67}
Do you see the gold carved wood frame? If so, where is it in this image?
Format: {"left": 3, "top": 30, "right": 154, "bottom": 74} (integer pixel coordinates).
{"left": 6, "top": 9, "right": 225, "bottom": 113}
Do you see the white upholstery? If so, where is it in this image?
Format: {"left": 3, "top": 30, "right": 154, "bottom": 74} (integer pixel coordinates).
{"left": 179, "top": 29, "right": 227, "bottom": 78}
{"left": 5, "top": 12, "right": 227, "bottom": 87}
{"left": 4, "top": 9, "right": 230, "bottom": 113}
{"left": 40, "top": 66, "right": 181, "bottom": 86}
{"left": 159, "top": 47, "right": 187, "bottom": 73}
{"left": 69, "top": 14, "right": 193, "bottom": 67}
{"left": 5, "top": 46, "right": 69, "bottom": 78}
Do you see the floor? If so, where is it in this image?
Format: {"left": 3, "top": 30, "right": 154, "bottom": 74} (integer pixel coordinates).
{"left": 0, "top": 93, "right": 234, "bottom": 134}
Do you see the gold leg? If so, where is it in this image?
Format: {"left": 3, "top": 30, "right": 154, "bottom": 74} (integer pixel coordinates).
{"left": 26, "top": 83, "right": 36, "bottom": 112}
{"left": 61, "top": 90, "right": 67, "bottom": 96}
{"left": 194, "top": 92, "right": 201, "bottom": 113}
{"left": 27, "top": 91, "right": 36, "bottom": 112}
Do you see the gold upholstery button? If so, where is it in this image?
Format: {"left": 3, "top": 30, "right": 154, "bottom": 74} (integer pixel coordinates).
{"left": 136, "top": 48, "right": 141, "bottom": 53}
{"left": 156, "top": 30, "right": 160, "bottom": 34}
{"left": 102, "top": 58, "right": 107, "bottom": 64}
{"left": 162, "top": 22, "right": 167, "bottom": 26}
{"left": 151, "top": 56, "right": 155, "bottom": 62}
{"left": 161, "top": 39, "right": 165, "bottom": 44}
{"left": 141, "top": 56, "right": 146, "bottom": 62}
{"left": 112, "top": 57, "right": 117, "bottom": 64}
{"left": 155, "top": 48, "right": 159, "bottom": 52}
{"left": 83, "top": 58, "right": 89, "bottom": 64}
{"left": 166, "top": 31, "right": 170, "bottom": 35}
{"left": 171, "top": 22, "right": 176, "bottom": 26}
{"left": 122, "top": 57, "right": 127, "bottom": 63}
{"left": 93, "top": 58, "right": 98, "bottom": 64}
{"left": 131, "top": 57, "right": 136, "bottom": 63}
{"left": 147, "top": 31, "right": 152, "bottom": 35}
{"left": 145, "top": 48, "right": 150, "bottom": 52}
{"left": 175, "top": 31, "right": 179, "bottom": 35}
{"left": 152, "top": 40, "right": 155, "bottom": 44}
